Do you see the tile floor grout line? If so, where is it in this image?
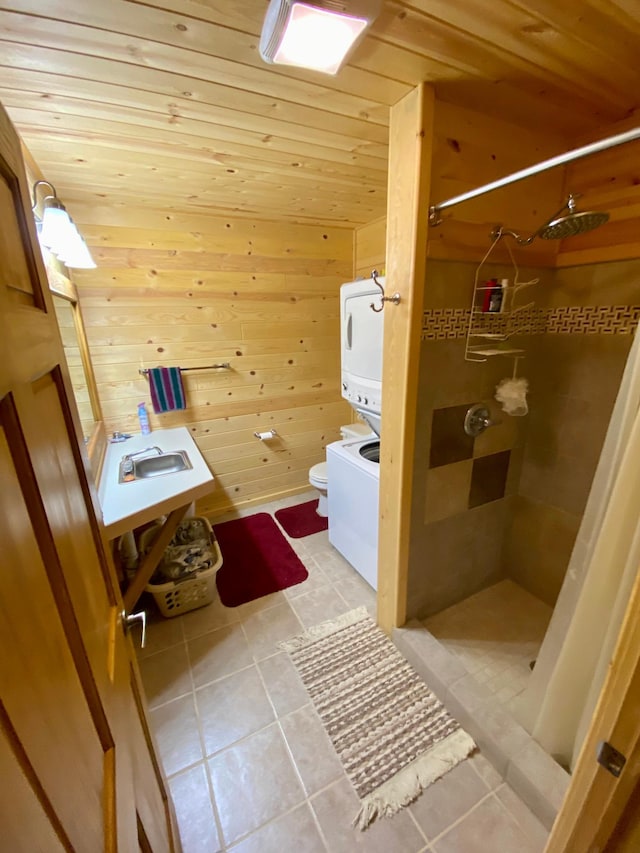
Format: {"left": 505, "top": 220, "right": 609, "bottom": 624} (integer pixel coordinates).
{"left": 181, "top": 616, "right": 242, "bottom": 644}
{"left": 138, "top": 631, "right": 186, "bottom": 660}
{"left": 191, "top": 661, "right": 256, "bottom": 697}
{"left": 147, "top": 687, "right": 196, "bottom": 713}
{"left": 147, "top": 623, "right": 266, "bottom": 712}
{"left": 238, "top": 611, "right": 306, "bottom": 666}
{"left": 274, "top": 713, "right": 314, "bottom": 802}
{"left": 202, "top": 755, "right": 228, "bottom": 853}
{"left": 492, "top": 779, "right": 548, "bottom": 827}
{"left": 300, "top": 773, "right": 333, "bottom": 853}
{"left": 490, "top": 787, "right": 549, "bottom": 845}
{"left": 422, "top": 788, "right": 506, "bottom": 848}
{"left": 165, "top": 755, "right": 212, "bottom": 783}
{"left": 198, "top": 698, "right": 280, "bottom": 763}
{"left": 184, "top": 632, "right": 227, "bottom": 851}
{"left": 406, "top": 804, "right": 430, "bottom": 845}
{"left": 467, "top": 753, "right": 503, "bottom": 790}
{"left": 166, "top": 757, "right": 227, "bottom": 852}
{"left": 306, "top": 779, "right": 349, "bottom": 853}
{"left": 223, "top": 795, "right": 328, "bottom": 852}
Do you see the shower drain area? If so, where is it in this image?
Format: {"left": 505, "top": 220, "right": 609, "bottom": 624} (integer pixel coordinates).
{"left": 422, "top": 580, "right": 552, "bottom": 714}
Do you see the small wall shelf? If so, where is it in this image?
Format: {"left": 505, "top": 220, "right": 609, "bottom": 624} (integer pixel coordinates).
{"left": 467, "top": 346, "right": 526, "bottom": 358}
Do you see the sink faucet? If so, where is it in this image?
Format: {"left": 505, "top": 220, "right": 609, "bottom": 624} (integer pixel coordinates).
{"left": 124, "top": 446, "right": 163, "bottom": 461}
{"left": 120, "top": 446, "right": 163, "bottom": 477}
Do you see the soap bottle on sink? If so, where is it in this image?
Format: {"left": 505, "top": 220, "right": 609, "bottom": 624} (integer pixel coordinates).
{"left": 138, "top": 401, "right": 151, "bottom": 435}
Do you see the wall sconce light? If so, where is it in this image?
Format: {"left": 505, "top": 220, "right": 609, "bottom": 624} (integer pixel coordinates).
{"left": 31, "top": 180, "right": 96, "bottom": 269}
{"left": 259, "top": 0, "right": 381, "bottom": 75}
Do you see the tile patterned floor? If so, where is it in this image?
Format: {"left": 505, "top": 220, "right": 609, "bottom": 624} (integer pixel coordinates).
{"left": 423, "top": 580, "right": 553, "bottom": 714}
{"left": 137, "top": 492, "right": 548, "bottom": 852}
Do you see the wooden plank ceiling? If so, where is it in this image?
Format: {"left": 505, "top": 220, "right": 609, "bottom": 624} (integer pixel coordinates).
{"left": 2, "top": 0, "right": 640, "bottom": 226}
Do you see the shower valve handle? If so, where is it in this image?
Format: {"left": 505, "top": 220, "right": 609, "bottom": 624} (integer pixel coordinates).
{"left": 464, "top": 404, "right": 500, "bottom": 437}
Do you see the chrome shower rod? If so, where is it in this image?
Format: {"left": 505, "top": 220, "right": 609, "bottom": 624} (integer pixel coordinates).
{"left": 428, "top": 126, "right": 640, "bottom": 226}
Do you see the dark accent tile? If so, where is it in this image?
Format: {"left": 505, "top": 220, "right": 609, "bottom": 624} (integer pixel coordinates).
{"left": 430, "top": 404, "right": 475, "bottom": 468}
{"left": 469, "top": 451, "right": 511, "bottom": 508}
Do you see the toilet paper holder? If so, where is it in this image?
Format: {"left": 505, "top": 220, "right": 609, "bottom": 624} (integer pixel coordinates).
{"left": 254, "top": 429, "right": 278, "bottom": 440}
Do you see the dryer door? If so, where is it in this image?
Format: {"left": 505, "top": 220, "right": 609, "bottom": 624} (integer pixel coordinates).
{"left": 342, "top": 282, "right": 384, "bottom": 383}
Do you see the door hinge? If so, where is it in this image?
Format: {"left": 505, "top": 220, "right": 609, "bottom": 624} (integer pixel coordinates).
{"left": 596, "top": 741, "right": 626, "bottom": 778}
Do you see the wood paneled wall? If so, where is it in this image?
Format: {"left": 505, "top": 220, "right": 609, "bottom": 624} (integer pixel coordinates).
{"left": 355, "top": 106, "right": 640, "bottom": 277}
{"left": 557, "top": 112, "right": 640, "bottom": 267}
{"left": 72, "top": 206, "right": 354, "bottom": 514}
{"left": 427, "top": 101, "right": 566, "bottom": 266}
{"left": 355, "top": 217, "right": 386, "bottom": 279}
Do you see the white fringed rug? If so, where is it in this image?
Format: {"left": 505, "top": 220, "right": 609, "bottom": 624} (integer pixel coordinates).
{"left": 280, "top": 607, "right": 476, "bottom": 829}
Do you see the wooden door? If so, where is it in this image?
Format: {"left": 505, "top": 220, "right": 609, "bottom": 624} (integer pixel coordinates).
{"left": 0, "top": 104, "right": 178, "bottom": 850}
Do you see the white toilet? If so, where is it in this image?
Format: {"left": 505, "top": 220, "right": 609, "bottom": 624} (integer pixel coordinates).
{"left": 309, "top": 423, "right": 373, "bottom": 516}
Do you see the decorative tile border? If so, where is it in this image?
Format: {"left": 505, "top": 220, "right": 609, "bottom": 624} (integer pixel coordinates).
{"left": 421, "top": 305, "right": 640, "bottom": 340}
{"left": 547, "top": 305, "right": 640, "bottom": 335}
{"left": 421, "top": 308, "right": 468, "bottom": 340}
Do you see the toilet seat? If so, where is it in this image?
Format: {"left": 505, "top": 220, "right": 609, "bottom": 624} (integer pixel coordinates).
{"left": 309, "top": 462, "right": 328, "bottom": 486}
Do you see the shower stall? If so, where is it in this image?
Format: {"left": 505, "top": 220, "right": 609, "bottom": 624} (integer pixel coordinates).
{"left": 406, "top": 125, "right": 640, "bottom": 773}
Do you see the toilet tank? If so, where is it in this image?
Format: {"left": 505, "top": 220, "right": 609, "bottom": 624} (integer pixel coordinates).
{"left": 340, "top": 423, "right": 374, "bottom": 440}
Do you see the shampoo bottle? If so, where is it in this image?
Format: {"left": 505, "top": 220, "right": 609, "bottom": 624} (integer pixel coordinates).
{"left": 137, "top": 401, "right": 151, "bottom": 435}
{"left": 499, "top": 278, "right": 509, "bottom": 312}
{"left": 488, "top": 280, "right": 503, "bottom": 313}
{"left": 482, "top": 278, "right": 498, "bottom": 312}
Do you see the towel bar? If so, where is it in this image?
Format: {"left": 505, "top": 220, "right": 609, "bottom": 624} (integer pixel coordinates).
{"left": 139, "top": 363, "right": 231, "bottom": 376}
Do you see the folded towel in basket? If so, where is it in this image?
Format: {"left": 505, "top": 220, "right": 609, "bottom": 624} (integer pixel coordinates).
{"left": 148, "top": 366, "right": 186, "bottom": 413}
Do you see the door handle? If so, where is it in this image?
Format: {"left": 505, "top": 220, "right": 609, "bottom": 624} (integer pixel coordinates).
{"left": 346, "top": 313, "right": 352, "bottom": 350}
{"left": 122, "top": 609, "right": 147, "bottom": 648}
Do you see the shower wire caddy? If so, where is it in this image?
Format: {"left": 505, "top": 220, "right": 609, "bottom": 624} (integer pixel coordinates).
{"left": 465, "top": 230, "right": 539, "bottom": 364}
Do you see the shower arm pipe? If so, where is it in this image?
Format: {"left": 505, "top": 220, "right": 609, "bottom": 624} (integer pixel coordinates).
{"left": 428, "top": 126, "right": 640, "bottom": 226}
{"left": 490, "top": 194, "right": 577, "bottom": 246}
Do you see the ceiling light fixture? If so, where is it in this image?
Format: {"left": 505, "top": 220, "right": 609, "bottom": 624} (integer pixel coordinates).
{"left": 259, "top": 0, "right": 381, "bottom": 75}
{"left": 31, "top": 180, "right": 96, "bottom": 269}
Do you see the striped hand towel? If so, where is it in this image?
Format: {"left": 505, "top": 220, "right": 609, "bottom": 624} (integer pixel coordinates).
{"left": 148, "top": 367, "right": 186, "bottom": 413}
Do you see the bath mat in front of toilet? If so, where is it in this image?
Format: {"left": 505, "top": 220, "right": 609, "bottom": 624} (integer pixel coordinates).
{"left": 275, "top": 499, "right": 328, "bottom": 538}
{"left": 214, "top": 512, "right": 308, "bottom": 606}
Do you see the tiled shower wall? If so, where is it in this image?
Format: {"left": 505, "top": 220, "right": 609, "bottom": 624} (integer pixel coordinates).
{"left": 407, "top": 258, "right": 640, "bottom": 620}
{"left": 406, "top": 259, "right": 547, "bottom": 619}
{"left": 501, "top": 259, "right": 640, "bottom": 605}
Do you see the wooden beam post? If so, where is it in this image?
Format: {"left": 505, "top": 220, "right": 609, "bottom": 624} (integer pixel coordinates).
{"left": 123, "top": 504, "right": 190, "bottom": 613}
{"left": 377, "top": 83, "right": 434, "bottom": 633}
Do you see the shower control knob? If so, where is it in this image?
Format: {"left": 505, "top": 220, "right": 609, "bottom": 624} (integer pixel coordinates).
{"left": 464, "top": 404, "right": 500, "bottom": 437}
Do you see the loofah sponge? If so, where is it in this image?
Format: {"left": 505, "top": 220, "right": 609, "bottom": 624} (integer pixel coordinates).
{"left": 495, "top": 376, "right": 529, "bottom": 416}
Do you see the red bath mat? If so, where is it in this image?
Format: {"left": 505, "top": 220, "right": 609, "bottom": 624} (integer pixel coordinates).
{"left": 214, "top": 513, "right": 308, "bottom": 607}
{"left": 274, "top": 499, "right": 328, "bottom": 538}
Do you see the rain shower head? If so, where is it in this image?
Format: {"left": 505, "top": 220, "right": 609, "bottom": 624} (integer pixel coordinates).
{"left": 491, "top": 194, "right": 610, "bottom": 245}
{"left": 537, "top": 196, "right": 610, "bottom": 240}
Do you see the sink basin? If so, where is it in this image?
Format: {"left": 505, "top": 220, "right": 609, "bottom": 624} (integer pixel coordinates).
{"left": 119, "top": 450, "right": 192, "bottom": 483}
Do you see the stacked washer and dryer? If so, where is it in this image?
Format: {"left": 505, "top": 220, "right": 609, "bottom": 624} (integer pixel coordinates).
{"left": 327, "top": 277, "right": 384, "bottom": 591}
